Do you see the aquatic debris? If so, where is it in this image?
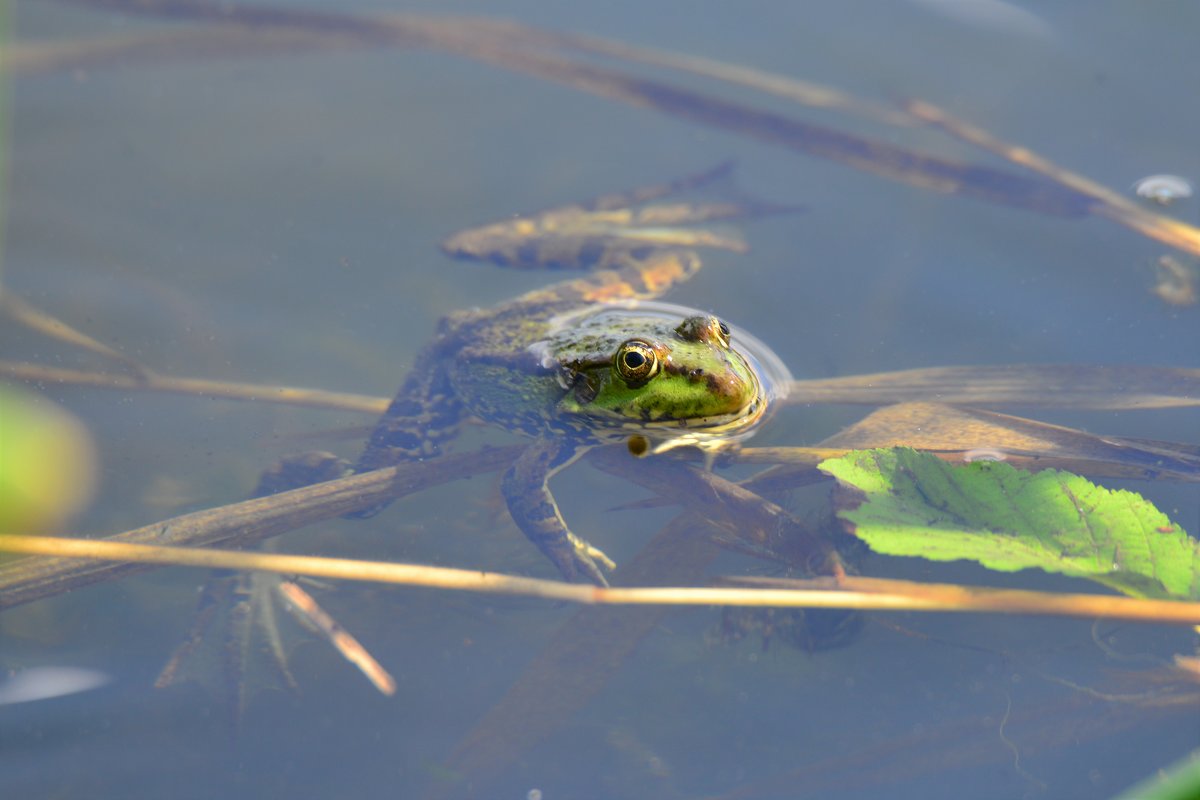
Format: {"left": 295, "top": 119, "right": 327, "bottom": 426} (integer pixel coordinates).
{"left": 1133, "top": 174, "right": 1193, "bottom": 206}
{"left": 277, "top": 580, "right": 396, "bottom": 696}
{"left": 1152, "top": 255, "right": 1198, "bottom": 307}
{"left": 962, "top": 448, "right": 1008, "bottom": 463}
{"left": 0, "top": 666, "right": 110, "bottom": 705}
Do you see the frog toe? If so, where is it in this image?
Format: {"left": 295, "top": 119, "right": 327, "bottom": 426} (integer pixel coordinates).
{"left": 536, "top": 533, "right": 610, "bottom": 587}
{"left": 567, "top": 532, "right": 615, "bottom": 587}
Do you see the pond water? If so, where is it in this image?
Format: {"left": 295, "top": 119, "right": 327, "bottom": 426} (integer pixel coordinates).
{"left": 3, "top": 1, "right": 1199, "bottom": 798}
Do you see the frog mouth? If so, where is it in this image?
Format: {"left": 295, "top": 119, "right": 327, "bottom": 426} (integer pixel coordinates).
{"left": 644, "top": 394, "right": 768, "bottom": 448}
{"left": 595, "top": 392, "right": 770, "bottom": 453}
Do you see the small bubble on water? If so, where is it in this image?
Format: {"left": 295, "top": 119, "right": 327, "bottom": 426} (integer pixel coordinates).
{"left": 963, "top": 448, "right": 1007, "bottom": 463}
{"left": 527, "top": 790, "right": 543, "bottom": 800}
{"left": 1132, "top": 174, "right": 1193, "bottom": 205}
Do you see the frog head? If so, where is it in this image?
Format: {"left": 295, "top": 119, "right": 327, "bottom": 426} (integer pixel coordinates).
{"left": 557, "top": 313, "right": 767, "bottom": 443}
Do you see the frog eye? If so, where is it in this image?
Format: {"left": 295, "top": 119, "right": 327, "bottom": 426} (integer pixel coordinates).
{"left": 676, "top": 315, "right": 730, "bottom": 348}
{"left": 614, "top": 340, "right": 660, "bottom": 385}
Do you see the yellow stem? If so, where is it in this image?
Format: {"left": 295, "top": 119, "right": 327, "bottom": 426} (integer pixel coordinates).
{"left": 3, "top": 534, "right": 1199, "bottom": 625}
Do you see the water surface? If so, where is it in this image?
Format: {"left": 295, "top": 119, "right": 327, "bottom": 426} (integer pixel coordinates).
{"left": 3, "top": 2, "right": 1199, "bottom": 798}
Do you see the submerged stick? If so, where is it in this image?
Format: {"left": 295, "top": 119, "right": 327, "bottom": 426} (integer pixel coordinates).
{"left": 785, "top": 364, "right": 1200, "bottom": 409}
{"left": 907, "top": 99, "right": 1200, "bottom": 258}
{"left": 0, "top": 294, "right": 152, "bottom": 378}
{"left": 45, "top": 2, "right": 1200, "bottom": 256}
{"left": 0, "top": 445, "right": 523, "bottom": 609}
{"left": 55, "top": 2, "right": 1086, "bottom": 216}
{"left": 0, "top": 360, "right": 388, "bottom": 414}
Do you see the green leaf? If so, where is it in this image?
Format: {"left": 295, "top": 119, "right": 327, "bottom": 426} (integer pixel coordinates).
{"left": 818, "top": 447, "right": 1200, "bottom": 599}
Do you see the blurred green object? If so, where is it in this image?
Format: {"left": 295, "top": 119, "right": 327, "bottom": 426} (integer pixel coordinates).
{"left": 0, "top": 0, "right": 8, "bottom": 270}
{"left": 1110, "top": 748, "right": 1200, "bottom": 800}
{"left": 0, "top": 383, "right": 97, "bottom": 532}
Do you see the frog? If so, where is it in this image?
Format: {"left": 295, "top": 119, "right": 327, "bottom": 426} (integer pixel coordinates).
{"left": 161, "top": 166, "right": 792, "bottom": 703}
{"left": 341, "top": 165, "right": 792, "bottom": 586}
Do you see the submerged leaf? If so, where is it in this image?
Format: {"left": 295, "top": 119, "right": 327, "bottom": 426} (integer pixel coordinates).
{"left": 819, "top": 447, "right": 1200, "bottom": 599}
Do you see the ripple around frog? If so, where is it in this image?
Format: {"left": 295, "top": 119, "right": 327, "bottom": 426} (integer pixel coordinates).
{"left": 533, "top": 300, "right": 792, "bottom": 453}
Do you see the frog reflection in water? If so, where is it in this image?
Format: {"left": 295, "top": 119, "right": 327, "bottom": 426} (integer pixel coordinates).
{"left": 270, "top": 166, "right": 790, "bottom": 585}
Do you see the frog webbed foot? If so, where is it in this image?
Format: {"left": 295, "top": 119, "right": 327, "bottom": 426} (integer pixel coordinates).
{"left": 502, "top": 440, "right": 615, "bottom": 587}
{"left": 155, "top": 570, "right": 300, "bottom": 723}
{"left": 158, "top": 567, "right": 395, "bottom": 723}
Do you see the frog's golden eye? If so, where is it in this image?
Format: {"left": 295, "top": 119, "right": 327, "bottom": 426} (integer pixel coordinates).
{"left": 615, "top": 340, "right": 660, "bottom": 385}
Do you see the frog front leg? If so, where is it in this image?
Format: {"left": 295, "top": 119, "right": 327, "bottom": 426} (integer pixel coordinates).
{"left": 502, "top": 438, "right": 615, "bottom": 586}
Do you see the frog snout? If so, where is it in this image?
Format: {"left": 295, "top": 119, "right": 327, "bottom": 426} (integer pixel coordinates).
{"left": 691, "top": 368, "right": 753, "bottom": 409}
